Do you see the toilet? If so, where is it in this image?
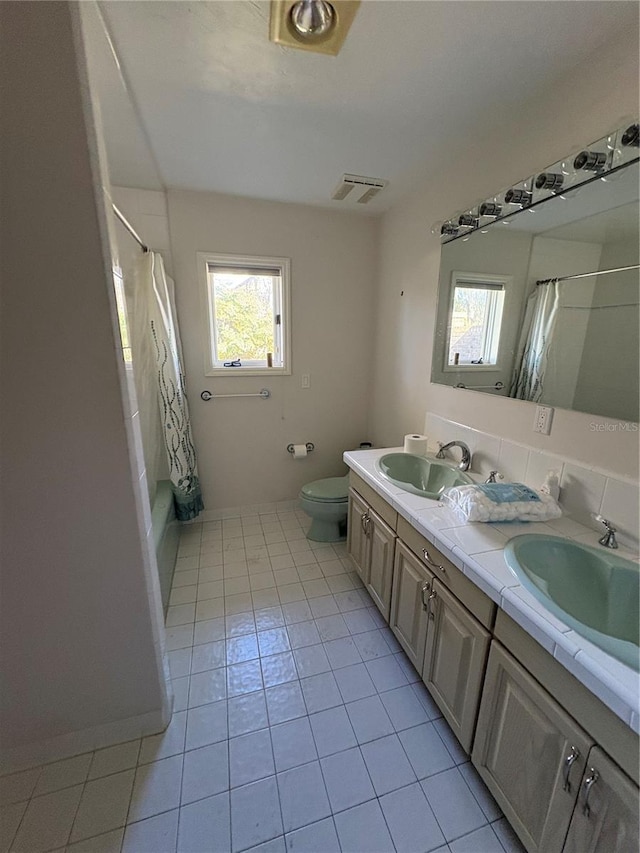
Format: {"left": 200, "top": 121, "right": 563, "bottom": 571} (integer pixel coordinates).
{"left": 299, "top": 475, "right": 349, "bottom": 542}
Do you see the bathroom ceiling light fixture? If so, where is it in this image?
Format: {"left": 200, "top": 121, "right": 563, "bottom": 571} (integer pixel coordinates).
{"left": 332, "top": 173, "right": 388, "bottom": 203}
{"left": 270, "top": 0, "right": 360, "bottom": 55}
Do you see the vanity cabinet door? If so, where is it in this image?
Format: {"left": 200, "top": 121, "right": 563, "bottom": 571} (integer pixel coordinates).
{"left": 389, "top": 541, "right": 433, "bottom": 668}
{"left": 422, "top": 579, "right": 490, "bottom": 753}
{"left": 563, "top": 746, "right": 639, "bottom": 853}
{"left": 347, "top": 488, "right": 370, "bottom": 583}
{"left": 365, "top": 508, "right": 396, "bottom": 620}
{"left": 472, "top": 642, "right": 592, "bottom": 853}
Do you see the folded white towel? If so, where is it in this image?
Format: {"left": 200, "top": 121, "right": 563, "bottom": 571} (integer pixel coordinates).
{"left": 442, "top": 483, "right": 562, "bottom": 523}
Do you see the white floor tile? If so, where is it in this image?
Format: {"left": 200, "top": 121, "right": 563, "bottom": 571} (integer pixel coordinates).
{"left": 379, "top": 782, "right": 445, "bottom": 853}
{"left": 314, "top": 615, "right": 349, "bottom": 642}
{"left": 353, "top": 630, "right": 392, "bottom": 661}
{"left": 281, "top": 601, "right": 313, "bottom": 625}
{"left": 345, "top": 696, "right": 394, "bottom": 744}
{"left": 398, "top": 722, "right": 456, "bottom": 780}
{"left": 185, "top": 702, "right": 228, "bottom": 750}
{"left": 227, "top": 660, "right": 264, "bottom": 697}
{"left": 128, "top": 755, "right": 183, "bottom": 824}
{"left": 32, "top": 753, "right": 91, "bottom": 796}
{"left": 230, "top": 777, "right": 283, "bottom": 852}
{"left": 324, "top": 637, "right": 362, "bottom": 669}
{"left": 449, "top": 824, "right": 504, "bottom": 853}
{"left": 254, "top": 606, "right": 286, "bottom": 631}
{"left": 308, "top": 707, "right": 357, "bottom": 758}
{"left": 228, "top": 691, "right": 269, "bottom": 737}
{"left": 66, "top": 827, "right": 124, "bottom": 853}
{"left": 342, "top": 608, "right": 377, "bottom": 635}
{"left": 261, "top": 652, "right": 297, "bottom": 687}
{"left": 177, "top": 793, "right": 230, "bottom": 853}
{"left": 365, "top": 654, "right": 409, "bottom": 691}
{"left": 189, "top": 668, "right": 227, "bottom": 707}
{"left": 168, "top": 648, "right": 192, "bottom": 679}
{"left": 191, "top": 639, "right": 226, "bottom": 672}
{"left": 88, "top": 740, "right": 140, "bottom": 780}
{"left": 122, "top": 809, "right": 179, "bottom": 853}
{"left": 308, "top": 596, "right": 339, "bottom": 618}
{"left": 293, "top": 645, "right": 331, "bottom": 678}
{"left": 193, "top": 617, "right": 226, "bottom": 645}
{"left": 265, "top": 682, "right": 307, "bottom": 725}
{"left": 0, "top": 769, "right": 40, "bottom": 807}
{"left": 139, "top": 710, "right": 187, "bottom": 764}
{"left": 277, "top": 762, "right": 331, "bottom": 833}
{"left": 319, "top": 748, "right": 375, "bottom": 813}
{"left": 421, "top": 768, "right": 487, "bottom": 842}
{"left": 12, "top": 784, "right": 83, "bottom": 852}
{"left": 361, "top": 733, "right": 416, "bottom": 795}
{"left": 230, "top": 729, "right": 275, "bottom": 788}
{"left": 299, "top": 673, "right": 342, "bottom": 713}
{"left": 70, "top": 771, "right": 134, "bottom": 843}
{"left": 333, "top": 799, "right": 394, "bottom": 853}
{"left": 333, "top": 663, "right": 377, "bottom": 703}
{"left": 166, "top": 624, "right": 195, "bottom": 651}
{"left": 433, "top": 718, "right": 469, "bottom": 765}
{"left": 286, "top": 621, "right": 321, "bottom": 650}
{"left": 459, "top": 762, "right": 502, "bottom": 822}
{"left": 271, "top": 718, "right": 317, "bottom": 772}
{"left": 181, "top": 742, "right": 229, "bottom": 804}
{"left": 284, "top": 816, "right": 340, "bottom": 853}
{"left": 258, "top": 628, "right": 291, "bottom": 656}
{"left": 380, "top": 684, "right": 430, "bottom": 731}
{"left": 226, "top": 634, "right": 260, "bottom": 665}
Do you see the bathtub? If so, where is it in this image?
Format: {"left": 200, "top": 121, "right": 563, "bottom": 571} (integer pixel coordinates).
{"left": 151, "top": 480, "right": 180, "bottom": 614}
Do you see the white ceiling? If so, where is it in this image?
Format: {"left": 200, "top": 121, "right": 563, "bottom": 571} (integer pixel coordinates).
{"left": 95, "top": 0, "right": 638, "bottom": 213}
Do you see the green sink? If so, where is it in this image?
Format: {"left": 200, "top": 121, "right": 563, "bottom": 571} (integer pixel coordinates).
{"left": 504, "top": 534, "right": 640, "bottom": 670}
{"left": 376, "top": 452, "right": 473, "bottom": 499}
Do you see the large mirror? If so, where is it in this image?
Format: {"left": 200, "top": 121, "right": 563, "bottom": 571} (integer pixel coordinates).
{"left": 431, "top": 160, "right": 639, "bottom": 422}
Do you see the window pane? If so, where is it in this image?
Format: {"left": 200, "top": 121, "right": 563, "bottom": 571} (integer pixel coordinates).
{"left": 448, "top": 286, "right": 490, "bottom": 365}
{"left": 211, "top": 272, "right": 277, "bottom": 363}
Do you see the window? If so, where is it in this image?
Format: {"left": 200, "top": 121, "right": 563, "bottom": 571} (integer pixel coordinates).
{"left": 446, "top": 272, "right": 506, "bottom": 368}
{"left": 199, "top": 253, "right": 291, "bottom": 375}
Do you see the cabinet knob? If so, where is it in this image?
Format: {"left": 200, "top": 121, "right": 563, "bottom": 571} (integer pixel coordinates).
{"left": 581, "top": 768, "right": 599, "bottom": 818}
{"left": 422, "top": 548, "right": 446, "bottom": 573}
{"left": 562, "top": 746, "right": 580, "bottom": 793}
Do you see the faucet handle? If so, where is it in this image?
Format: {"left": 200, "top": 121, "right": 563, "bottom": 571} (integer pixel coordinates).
{"left": 595, "top": 514, "right": 616, "bottom": 533}
{"left": 435, "top": 442, "right": 445, "bottom": 459}
{"left": 595, "top": 515, "right": 618, "bottom": 549}
{"left": 485, "top": 471, "right": 504, "bottom": 484}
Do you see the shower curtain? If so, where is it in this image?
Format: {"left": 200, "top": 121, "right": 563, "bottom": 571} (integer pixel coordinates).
{"left": 142, "top": 252, "right": 204, "bottom": 520}
{"left": 509, "top": 280, "right": 560, "bottom": 402}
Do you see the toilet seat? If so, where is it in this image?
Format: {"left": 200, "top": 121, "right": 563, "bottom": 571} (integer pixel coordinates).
{"left": 300, "top": 477, "right": 349, "bottom": 503}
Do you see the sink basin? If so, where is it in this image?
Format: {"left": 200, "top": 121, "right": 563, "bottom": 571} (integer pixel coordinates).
{"left": 504, "top": 534, "right": 640, "bottom": 670}
{"left": 376, "top": 452, "right": 473, "bottom": 499}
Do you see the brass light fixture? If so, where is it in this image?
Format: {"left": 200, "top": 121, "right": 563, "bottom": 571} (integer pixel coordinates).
{"left": 269, "top": 0, "right": 360, "bottom": 55}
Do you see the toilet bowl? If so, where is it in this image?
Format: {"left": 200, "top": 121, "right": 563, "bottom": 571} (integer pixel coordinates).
{"left": 299, "top": 475, "right": 349, "bottom": 542}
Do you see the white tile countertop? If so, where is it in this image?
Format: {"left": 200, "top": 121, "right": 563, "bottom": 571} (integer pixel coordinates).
{"left": 344, "top": 448, "right": 640, "bottom": 734}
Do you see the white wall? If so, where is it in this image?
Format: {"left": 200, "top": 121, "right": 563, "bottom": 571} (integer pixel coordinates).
{"left": 370, "top": 26, "right": 639, "bottom": 481}
{"left": 0, "top": 1, "right": 168, "bottom": 768}
{"left": 167, "top": 190, "right": 378, "bottom": 510}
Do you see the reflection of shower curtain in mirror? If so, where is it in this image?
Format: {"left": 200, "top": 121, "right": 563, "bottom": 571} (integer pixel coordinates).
{"left": 142, "top": 252, "right": 204, "bottom": 520}
{"left": 510, "top": 281, "right": 559, "bottom": 401}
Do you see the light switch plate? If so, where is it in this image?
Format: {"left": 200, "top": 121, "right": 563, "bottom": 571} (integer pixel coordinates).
{"left": 301, "top": 374, "right": 310, "bottom": 389}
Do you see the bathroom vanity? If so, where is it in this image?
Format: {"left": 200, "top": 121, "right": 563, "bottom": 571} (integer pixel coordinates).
{"left": 344, "top": 448, "right": 639, "bottom": 853}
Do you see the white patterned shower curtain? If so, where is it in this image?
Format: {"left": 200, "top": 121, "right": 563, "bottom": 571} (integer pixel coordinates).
{"left": 509, "top": 280, "right": 560, "bottom": 402}
{"left": 142, "top": 252, "right": 203, "bottom": 520}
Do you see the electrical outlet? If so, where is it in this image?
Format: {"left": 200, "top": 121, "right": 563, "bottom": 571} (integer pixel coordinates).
{"left": 533, "top": 405, "right": 554, "bottom": 435}
{"left": 301, "top": 374, "right": 310, "bottom": 389}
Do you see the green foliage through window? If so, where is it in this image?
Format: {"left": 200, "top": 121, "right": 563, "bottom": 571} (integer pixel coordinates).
{"left": 212, "top": 274, "right": 276, "bottom": 363}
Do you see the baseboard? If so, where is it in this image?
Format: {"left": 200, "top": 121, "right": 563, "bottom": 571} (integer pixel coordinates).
{"left": 0, "top": 704, "right": 171, "bottom": 776}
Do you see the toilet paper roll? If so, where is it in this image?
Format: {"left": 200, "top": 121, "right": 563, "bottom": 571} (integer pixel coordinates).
{"left": 404, "top": 434, "right": 429, "bottom": 456}
{"left": 292, "top": 444, "right": 308, "bottom": 459}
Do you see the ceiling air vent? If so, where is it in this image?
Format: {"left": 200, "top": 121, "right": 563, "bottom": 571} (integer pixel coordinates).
{"left": 331, "top": 174, "right": 388, "bottom": 204}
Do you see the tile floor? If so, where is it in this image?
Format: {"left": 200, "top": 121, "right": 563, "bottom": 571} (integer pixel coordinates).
{"left": 1, "top": 506, "right": 526, "bottom": 853}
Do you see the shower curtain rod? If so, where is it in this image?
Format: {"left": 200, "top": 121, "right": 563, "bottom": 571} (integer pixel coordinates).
{"left": 111, "top": 203, "right": 149, "bottom": 253}
{"left": 536, "top": 263, "right": 639, "bottom": 286}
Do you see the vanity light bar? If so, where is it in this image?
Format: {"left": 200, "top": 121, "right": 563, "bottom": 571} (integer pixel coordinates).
{"left": 433, "top": 119, "right": 639, "bottom": 243}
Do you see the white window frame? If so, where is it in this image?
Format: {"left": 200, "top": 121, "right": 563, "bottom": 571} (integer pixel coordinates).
{"left": 443, "top": 271, "right": 510, "bottom": 372}
{"left": 198, "top": 252, "right": 292, "bottom": 376}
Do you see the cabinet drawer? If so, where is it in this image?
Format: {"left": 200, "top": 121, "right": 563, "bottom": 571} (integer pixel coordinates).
{"left": 349, "top": 472, "right": 398, "bottom": 530}
{"left": 397, "top": 516, "right": 495, "bottom": 629}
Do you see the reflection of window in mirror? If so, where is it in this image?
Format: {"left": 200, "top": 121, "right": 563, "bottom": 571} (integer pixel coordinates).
{"left": 446, "top": 272, "right": 507, "bottom": 370}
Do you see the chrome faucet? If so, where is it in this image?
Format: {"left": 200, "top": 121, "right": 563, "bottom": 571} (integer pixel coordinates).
{"left": 436, "top": 440, "right": 472, "bottom": 472}
{"left": 596, "top": 516, "right": 618, "bottom": 549}
{"left": 485, "top": 470, "right": 503, "bottom": 484}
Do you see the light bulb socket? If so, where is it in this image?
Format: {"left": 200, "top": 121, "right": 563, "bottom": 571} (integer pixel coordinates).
{"left": 289, "top": 0, "right": 335, "bottom": 40}
{"left": 535, "top": 172, "right": 564, "bottom": 191}
{"left": 479, "top": 202, "right": 502, "bottom": 217}
{"left": 440, "top": 222, "right": 460, "bottom": 236}
{"left": 573, "top": 150, "right": 607, "bottom": 171}
{"left": 504, "top": 188, "right": 532, "bottom": 207}
{"left": 621, "top": 123, "right": 640, "bottom": 148}
{"left": 458, "top": 213, "right": 479, "bottom": 228}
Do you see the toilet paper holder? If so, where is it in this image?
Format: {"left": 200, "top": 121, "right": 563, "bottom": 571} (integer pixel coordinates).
{"left": 287, "top": 443, "right": 315, "bottom": 454}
